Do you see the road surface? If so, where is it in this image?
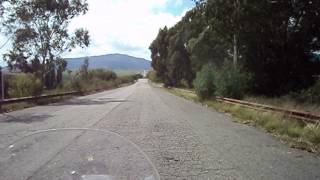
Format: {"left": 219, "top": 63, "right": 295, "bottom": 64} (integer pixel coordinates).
{"left": 0, "top": 79, "right": 319, "bottom": 180}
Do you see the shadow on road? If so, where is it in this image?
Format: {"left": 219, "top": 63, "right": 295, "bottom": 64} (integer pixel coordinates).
{"left": 0, "top": 114, "right": 54, "bottom": 124}
{"left": 47, "top": 97, "right": 132, "bottom": 106}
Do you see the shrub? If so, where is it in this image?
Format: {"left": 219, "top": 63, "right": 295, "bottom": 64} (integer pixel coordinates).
{"left": 8, "top": 74, "right": 43, "bottom": 98}
{"left": 180, "top": 79, "right": 189, "bottom": 88}
{"left": 118, "top": 75, "right": 134, "bottom": 84}
{"left": 88, "top": 69, "right": 117, "bottom": 81}
{"left": 304, "top": 124, "right": 320, "bottom": 144}
{"left": 147, "top": 70, "right": 161, "bottom": 83}
{"left": 132, "top": 73, "right": 143, "bottom": 80}
{"left": 214, "top": 62, "right": 251, "bottom": 99}
{"left": 289, "top": 80, "right": 320, "bottom": 104}
{"left": 194, "top": 65, "right": 215, "bottom": 100}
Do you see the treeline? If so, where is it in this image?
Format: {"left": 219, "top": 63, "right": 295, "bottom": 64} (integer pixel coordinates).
{"left": 149, "top": 0, "right": 320, "bottom": 99}
{"left": 2, "top": 58, "right": 142, "bottom": 98}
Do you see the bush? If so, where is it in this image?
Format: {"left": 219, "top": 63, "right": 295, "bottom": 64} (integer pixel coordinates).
{"left": 88, "top": 69, "right": 117, "bottom": 81}
{"left": 194, "top": 65, "right": 215, "bottom": 100}
{"left": 65, "top": 70, "right": 139, "bottom": 92}
{"left": 289, "top": 80, "right": 320, "bottom": 104}
{"left": 180, "top": 79, "right": 190, "bottom": 88}
{"left": 8, "top": 74, "right": 43, "bottom": 98}
{"left": 147, "top": 70, "right": 161, "bottom": 83}
{"left": 214, "top": 62, "right": 251, "bottom": 99}
{"left": 118, "top": 75, "right": 134, "bottom": 84}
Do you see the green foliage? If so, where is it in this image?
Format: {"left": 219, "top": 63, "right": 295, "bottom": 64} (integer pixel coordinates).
{"left": 88, "top": 69, "right": 117, "bottom": 81}
{"left": 180, "top": 79, "right": 189, "bottom": 88}
{"left": 80, "top": 57, "right": 90, "bottom": 80}
{"left": 214, "top": 62, "right": 251, "bottom": 99}
{"left": 186, "top": 62, "right": 251, "bottom": 100}
{"left": 150, "top": 25, "right": 194, "bottom": 87}
{"left": 150, "top": 0, "right": 320, "bottom": 97}
{"left": 147, "top": 70, "right": 162, "bottom": 83}
{"left": 62, "top": 68, "right": 140, "bottom": 92}
{"left": 194, "top": 65, "right": 215, "bottom": 100}
{"left": 8, "top": 74, "right": 42, "bottom": 98}
{"left": 1, "top": 0, "right": 90, "bottom": 89}
{"left": 289, "top": 80, "right": 320, "bottom": 104}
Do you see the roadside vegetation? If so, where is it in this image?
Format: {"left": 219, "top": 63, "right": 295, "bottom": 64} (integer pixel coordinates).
{"left": 1, "top": 58, "right": 142, "bottom": 112}
{"left": 147, "top": 0, "right": 320, "bottom": 152}
{"left": 3, "top": 57, "right": 142, "bottom": 99}
{"left": 148, "top": 0, "right": 320, "bottom": 110}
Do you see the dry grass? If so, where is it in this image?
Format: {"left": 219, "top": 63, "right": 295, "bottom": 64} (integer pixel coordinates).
{"left": 244, "top": 96, "right": 320, "bottom": 115}
{"left": 1, "top": 96, "right": 73, "bottom": 112}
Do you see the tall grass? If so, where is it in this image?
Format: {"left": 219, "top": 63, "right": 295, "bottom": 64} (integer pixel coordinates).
{"left": 244, "top": 96, "right": 320, "bottom": 115}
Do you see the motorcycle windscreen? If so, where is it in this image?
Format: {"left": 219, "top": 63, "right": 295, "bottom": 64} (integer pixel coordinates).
{"left": 0, "top": 129, "right": 160, "bottom": 180}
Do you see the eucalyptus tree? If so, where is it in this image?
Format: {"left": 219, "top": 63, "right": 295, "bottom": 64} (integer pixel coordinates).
{"left": 194, "top": 0, "right": 320, "bottom": 95}
{"left": 149, "top": 27, "right": 170, "bottom": 84}
{"left": 194, "top": 0, "right": 244, "bottom": 68}
{"left": 1, "top": 0, "right": 90, "bottom": 88}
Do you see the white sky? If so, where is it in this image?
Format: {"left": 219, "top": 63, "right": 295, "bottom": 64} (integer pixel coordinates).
{"left": 0, "top": 0, "right": 194, "bottom": 66}
{"left": 64, "top": 0, "right": 192, "bottom": 60}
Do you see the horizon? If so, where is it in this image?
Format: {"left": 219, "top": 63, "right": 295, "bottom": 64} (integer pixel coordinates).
{"left": 66, "top": 53, "right": 151, "bottom": 61}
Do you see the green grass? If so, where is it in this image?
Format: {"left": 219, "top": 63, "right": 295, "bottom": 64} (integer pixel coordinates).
{"left": 164, "top": 86, "right": 320, "bottom": 153}
{"left": 114, "top": 69, "right": 141, "bottom": 76}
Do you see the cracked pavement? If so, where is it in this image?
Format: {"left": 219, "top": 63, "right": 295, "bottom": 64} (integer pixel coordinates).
{"left": 0, "top": 79, "right": 319, "bottom": 180}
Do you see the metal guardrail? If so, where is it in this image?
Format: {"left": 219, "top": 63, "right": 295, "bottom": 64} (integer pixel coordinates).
{"left": 0, "top": 80, "right": 137, "bottom": 107}
{"left": 0, "top": 81, "right": 136, "bottom": 107}
{"left": 0, "top": 91, "right": 81, "bottom": 105}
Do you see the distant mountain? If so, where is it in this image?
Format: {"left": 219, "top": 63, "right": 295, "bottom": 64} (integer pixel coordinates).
{"left": 66, "top": 54, "right": 151, "bottom": 70}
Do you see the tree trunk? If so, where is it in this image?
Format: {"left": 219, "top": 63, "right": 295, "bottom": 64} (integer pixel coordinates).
{"left": 233, "top": 33, "right": 238, "bottom": 68}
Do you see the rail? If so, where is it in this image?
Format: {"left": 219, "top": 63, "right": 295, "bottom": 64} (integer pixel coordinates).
{"left": 170, "top": 87, "right": 320, "bottom": 123}
{"left": 0, "top": 91, "right": 81, "bottom": 105}
{"left": 216, "top": 97, "right": 320, "bottom": 123}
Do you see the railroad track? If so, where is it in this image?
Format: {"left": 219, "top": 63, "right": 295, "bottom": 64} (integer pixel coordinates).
{"left": 215, "top": 97, "right": 320, "bottom": 123}
{"left": 171, "top": 87, "right": 320, "bottom": 123}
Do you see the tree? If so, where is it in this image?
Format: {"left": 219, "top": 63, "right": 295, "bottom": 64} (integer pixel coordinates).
{"left": 195, "top": 0, "right": 244, "bottom": 68}
{"left": 0, "top": 0, "right": 5, "bottom": 17}
{"left": 239, "top": 0, "right": 320, "bottom": 95}
{"left": 194, "top": 0, "right": 320, "bottom": 95}
{"left": 1, "top": 0, "right": 90, "bottom": 89}
{"left": 149, "top": 27, "right": 170, "bottom": 84}
{"left": 149, "top": 0, "right": 320, "bottom": 96}
{"left": 80, "top": 56, "right": 89, "bottom": 80}
{"left": 167, "top": 31, "right": 194, "bottom": 87}
{"left": 56, "top": 57, "right": 67, "bottom": 84}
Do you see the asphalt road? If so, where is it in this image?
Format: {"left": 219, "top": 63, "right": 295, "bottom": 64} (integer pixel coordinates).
{"left": 0, "top": 79, "right": 319, "bottom": 180}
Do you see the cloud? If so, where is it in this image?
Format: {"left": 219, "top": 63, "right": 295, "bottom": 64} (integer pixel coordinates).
{"left": 63, "top": 0, "right": 193, "bottom": 60}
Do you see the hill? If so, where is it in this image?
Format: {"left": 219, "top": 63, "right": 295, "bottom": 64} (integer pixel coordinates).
{"left": 66, "top": 54, "right": 151, "bottom": 71}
